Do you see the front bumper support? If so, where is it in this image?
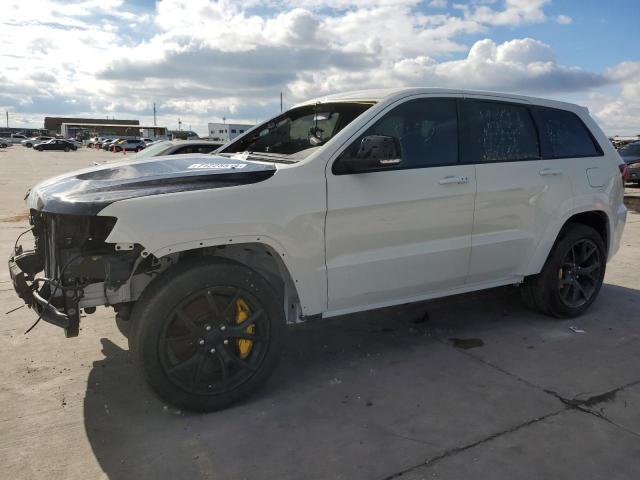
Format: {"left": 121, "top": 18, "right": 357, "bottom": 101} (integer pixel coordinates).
{"left": 8, "top": 249, "right": 79, "bottom": 337}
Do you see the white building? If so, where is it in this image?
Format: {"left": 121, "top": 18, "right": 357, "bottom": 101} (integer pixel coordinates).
{"left": 208, "top": 122, "right": 254, "bottom": 143}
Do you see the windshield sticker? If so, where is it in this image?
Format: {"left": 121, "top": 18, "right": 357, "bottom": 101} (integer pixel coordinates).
{"left": 187, "top": 163, "right": 247, "bottom": 170}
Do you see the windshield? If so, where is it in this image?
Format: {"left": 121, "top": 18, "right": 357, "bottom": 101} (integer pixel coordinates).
{"left": 221, "top": 102, "right": 374, "bottom": 159}
{"left": 134, "top": 141, "right": 173, "bottom": 159}
{"left": 619, "top": 143, "right": 640, "bottom": 157}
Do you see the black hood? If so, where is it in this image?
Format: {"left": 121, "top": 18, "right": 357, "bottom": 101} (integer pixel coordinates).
{"left": 27, "top": 154, "right": 277, "bottom": 215}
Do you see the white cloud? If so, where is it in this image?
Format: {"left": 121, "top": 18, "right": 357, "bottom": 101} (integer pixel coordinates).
{"left": 0, "top": 0, "right": 637, "bottom": 135}
{"left": 555, "top": 14, "right": 573, "bottom": 24}
{"left": 455, "top": 0, "right": 549, "bottom": 26}
{"left": 587, "top": 62, "right": 640, "bottom": 135}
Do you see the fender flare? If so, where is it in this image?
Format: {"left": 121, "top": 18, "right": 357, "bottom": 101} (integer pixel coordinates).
{"left": 146, "top": 234, "right": 310, "bottom": 313}
{"left": 524, "top": 206, "right": 610, "bottom": 276}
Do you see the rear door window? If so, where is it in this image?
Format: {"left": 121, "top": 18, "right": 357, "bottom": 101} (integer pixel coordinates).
{"left": 464, "top": 100, "right": 539, "bottom": 163}
{"left": 532, "top": 107, "right": 603, "bottom": 158}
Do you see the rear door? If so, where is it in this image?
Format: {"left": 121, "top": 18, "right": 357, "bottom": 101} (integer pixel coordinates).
{"left": 325, "top": 96, "right": 476, "bottom": 313}
{"left": 462, "top": 98, "right": 575, "bottom": 284}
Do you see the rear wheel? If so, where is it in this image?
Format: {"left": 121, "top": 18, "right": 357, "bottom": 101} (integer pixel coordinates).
{"left": 130, "top": 259, "right": 285, "bottom": 411}
{"left": 64, "top": 146, "right": 70, "bottom": 152}
{"left": 521, "top": 224, "right": 606, "bottom": 318}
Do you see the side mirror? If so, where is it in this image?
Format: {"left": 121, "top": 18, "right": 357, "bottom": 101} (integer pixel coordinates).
{"left": 340, "top": 135, "right": 402, "bottom": 173}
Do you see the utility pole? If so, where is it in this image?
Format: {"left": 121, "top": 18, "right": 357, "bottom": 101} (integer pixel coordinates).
{"left": 178, "top": 118, "right": 182, "bottom": 131}
{"left": 280, "top": 91, "right": 283, "bottom": 112}
{"left": 5, "top": 110, "right": 8, "bottom": 129}
{"left": 153, "top": 103, "right": 157, "bottom": 126}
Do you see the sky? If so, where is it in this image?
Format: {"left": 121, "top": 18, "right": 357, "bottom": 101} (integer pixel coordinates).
{"left": 0, "top": 0, "right": 639, "bottom": 136}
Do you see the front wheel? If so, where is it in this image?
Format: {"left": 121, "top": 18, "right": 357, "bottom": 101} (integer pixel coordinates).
{"left": 521, "top": 224, "right": 606, "bottom": 318}
{"left": 64, "top": 147, "right": 70, "bottom": 152}
{"left": 130, "top": 259, "right": 285, "bottom": 411}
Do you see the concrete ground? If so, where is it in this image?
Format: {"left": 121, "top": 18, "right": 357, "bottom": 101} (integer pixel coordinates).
{"left": 1, "top": 145, "right": 640, "bottom": 480}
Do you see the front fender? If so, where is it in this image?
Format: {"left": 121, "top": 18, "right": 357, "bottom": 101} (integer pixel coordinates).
{"left": 98, "top": 165, "right": 328, "bottom": 316}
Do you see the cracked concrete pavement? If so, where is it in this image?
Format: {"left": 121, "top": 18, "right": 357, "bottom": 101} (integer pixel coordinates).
{"left": 1, "top": 146, "right": 640, "bottom": 479}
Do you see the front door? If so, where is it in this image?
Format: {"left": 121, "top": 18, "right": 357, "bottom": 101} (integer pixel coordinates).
{"left": 324, "top": 97, "right": 476, "bottom": 314}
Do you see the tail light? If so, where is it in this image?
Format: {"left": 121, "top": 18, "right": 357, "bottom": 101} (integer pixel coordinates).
{"left": 619, "top": 163, "right": 629, "bottom": 182}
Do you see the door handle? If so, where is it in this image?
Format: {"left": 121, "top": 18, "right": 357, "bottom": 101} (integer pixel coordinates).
{"left": 539, "top": 168, "right": 563, "bottom": 176}
{"left": 438, "top": 176, "right": 469, "bottom": 185}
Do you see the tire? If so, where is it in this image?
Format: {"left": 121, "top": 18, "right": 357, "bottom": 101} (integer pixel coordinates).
{"left": 136, "top": 146, "right": 142, "bottom": 152}
{"left": 116, "top": 316, "right": 130, "bottom": 338}
{"left": 64, "top": 147, "right": 70, "bottom": 152}
{"left": 130, "top": 258, "right": 285, "bottom": 411}
{"left": 521, "top": 224, "right": 606, "bottom": 318}
{"left": 26, "top": 143, "right": 32, "bottom": 148}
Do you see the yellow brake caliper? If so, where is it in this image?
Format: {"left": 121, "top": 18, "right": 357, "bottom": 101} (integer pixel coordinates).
{"left": 235, "top": 298, "right": 255, "bottom": 359}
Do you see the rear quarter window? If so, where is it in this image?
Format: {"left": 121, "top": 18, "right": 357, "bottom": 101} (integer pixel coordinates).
{"left": 531, "top": 107, "right": 602, "bottom": 158}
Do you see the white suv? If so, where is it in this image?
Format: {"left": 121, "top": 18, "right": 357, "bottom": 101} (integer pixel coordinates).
{"left": 9, "top": 88, "right": 627, "bottom": 411}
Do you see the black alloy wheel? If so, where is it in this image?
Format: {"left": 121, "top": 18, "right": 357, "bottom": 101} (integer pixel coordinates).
{"left": 130, "top": 259, "right": 285, "bottom": 411}
{"left": 557, "top": 239, "right": 602, "bottom": 308}
{"left": 159, "top": 286, "right": 269, "bottom": 396}
{"left": 520, "top": 224, "right": 606, "bottom": 318}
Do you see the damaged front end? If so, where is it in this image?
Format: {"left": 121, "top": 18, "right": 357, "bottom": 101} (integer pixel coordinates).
{"left": 9, "top": 211, "right": 148, "bottom": 337}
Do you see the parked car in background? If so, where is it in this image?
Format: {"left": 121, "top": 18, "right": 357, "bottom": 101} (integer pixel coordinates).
{"left": 93, "top": 138, "right": 111, "bottom": 148}
{"left": 22, "top": 136, "right": 53, "bottom": 148}
{"left": 620, "top": 141, "right": 640, "bottom": 184}
{"left": 34, "top": 139, "right": 77, "bottom": 151}
{"left": 102, "top": 138, "right": 122, "bottom": 150}
{"left": 113, "top": 139, "right": 146, "bottom": 152}
{"left": 64, "top": 138, "right": 83, "bottom": 148}
{"left": 134, "top": 140, "right": 223, "bottom": 159}
{"left": 87, "top": 137, "right": 103, "bottom": 148}
{"left": 8, "top": 134, "right": 28, "bottom": 144}
{"left": 0, "top": 138, "right": 9, "bottom": 148}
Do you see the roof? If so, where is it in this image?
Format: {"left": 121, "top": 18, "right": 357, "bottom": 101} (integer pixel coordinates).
{"left": 294, "top": 87, "right": 584, "bottom": 112}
